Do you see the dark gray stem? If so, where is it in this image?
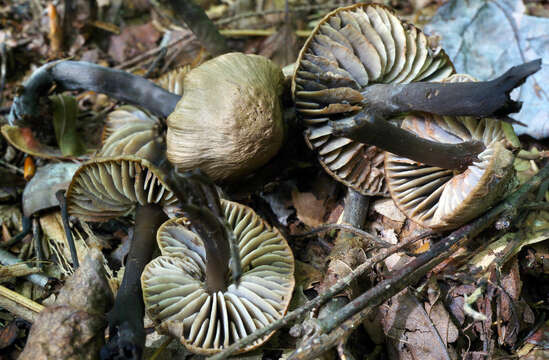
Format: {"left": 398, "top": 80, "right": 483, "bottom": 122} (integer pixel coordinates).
{"left": 103, "top": 204, "right": 167, "bottom": 360}
{"left": 166, "top": 168, "right": 237, "bottom": 293}
{"left": 330, "top": 113, "right": 485, "bottom": 171}
{"left": 9, "top": 60, "right": 181, "bottom": 126}
{"left": 163, "top": 0, "right": 229, "bottom": 56}
{"left": 361, "top": 59, "right": 541, "bottom": 118}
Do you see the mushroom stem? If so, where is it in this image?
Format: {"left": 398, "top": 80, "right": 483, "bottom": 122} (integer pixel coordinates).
{"left": 361, "top": 59, "right": 541, "bottom": 118}
{"left": 330, "top": 113, "right": 486, "bottom": 171}
{"left": 9, "top": 61, "right": 181, "bottom": 126}
{"left": 103, "top": 203, "right": 167, "bottom": 360}
{"left": 166, "top": 168, "right": 237, "bottom": 293}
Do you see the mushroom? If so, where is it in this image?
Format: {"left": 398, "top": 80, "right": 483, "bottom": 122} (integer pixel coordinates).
{"left": 141, "top": 196, "right": 295, "bottom": 354}
{"left": 385, "top": 74, "right": 516, "bottom": 230}
{"left": 99, "top": 105, "right": 165, "bottom": 165}
{"left": 8, "top": 53, "right": 285, "bottom": 181}
{"left": 166, "top": 52, "right": 285, "bottom": 180}
{"left": 292, "top": 3, "right": 454, "bottom": 196}
{"left": 66, "top": 156, "right": 176, "bottom": 358}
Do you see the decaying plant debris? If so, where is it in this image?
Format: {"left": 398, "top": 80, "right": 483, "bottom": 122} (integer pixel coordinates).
{"left": 1, "top": 0, "right": 549, "bottom": 360}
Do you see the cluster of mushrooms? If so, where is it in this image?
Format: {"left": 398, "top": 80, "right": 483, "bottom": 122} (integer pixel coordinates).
{"left": 6, "top": 2, "right": 541, "bottom": 358}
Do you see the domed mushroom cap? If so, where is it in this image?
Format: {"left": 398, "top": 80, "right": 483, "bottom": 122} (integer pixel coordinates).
{"left": 66, "top": 156, "right": 177, "bottom": 222}
{"left": 166, "top": 52, "right": 285, "bottom": 181}
{"left": 292, "top": 3, "right": 454, "bottom": 195}
{"left": 385, "top": 75, "right": 516, "bottom": 230}
{"left": 100, "top": 106, "right": 165, "bottom": 165}
{"left": 141, "top": 200, "right": 295, "bottom": 354}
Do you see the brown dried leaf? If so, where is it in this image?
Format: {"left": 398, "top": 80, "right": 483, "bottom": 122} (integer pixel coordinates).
{"left": 291, "top": 190, "right": 327, "bottom": 227}
{"left": 0, "top": 321, "right": 19, "bottom": 349}
{"left": 108, "top": 23, "right": 161, "bottom": 63}
{"left": 382, "top": 290, "right": 459, "bottom": 360}
{"left": 19, "top": 249, "right": 113, "bottom": 360}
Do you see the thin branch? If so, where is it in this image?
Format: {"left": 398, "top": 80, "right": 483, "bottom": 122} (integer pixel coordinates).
{"left": 0, "top": 248, "right": 50, "bottom": 288}
{"left": 291, "top": 223, "right": 391, "bottom": 248}
{"left": 208, "top": 231, "right": 432, "bottom": 359}
{"left": 287, "top": 162, "right": 549, "bottom": 359}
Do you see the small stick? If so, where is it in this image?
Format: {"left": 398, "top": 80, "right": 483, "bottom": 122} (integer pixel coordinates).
{"left": 291, "top": 223, "right": 391, "bottom": 248}
{"left": 0, "top": 285, "right": 44, "bottom": 322}
{"left": 1, "top": 216, "right": 31, "bottom": 248}
{"left": 56, "top": 190, "right": 79, "bottom": 269}
{"left": 32, "top": 218, "right": 44, "bottom": 269}
{"left": 209, "top": 230, "right": 432, "bottom": 359}
{"left": 288, "top": 162, "right": 549, "bottom": 359}
{"left": 0, "top": 249, "right": 50, "bottom": 288}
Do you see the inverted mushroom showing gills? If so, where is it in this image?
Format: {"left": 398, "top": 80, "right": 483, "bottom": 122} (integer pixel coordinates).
{"left": 66, "top": 156, "right": 176, "bottom": 358}
{"left": 142, "top": 200, "right": 295, "bottom": 354}
{"left": 292, "top": 3, "right": 540, "bottom": 180}
{"left": 385, "top": 74, "right": 516, "bottom": 230}
{"left": 292, "top": 3, "right": 454, "bottom": 195}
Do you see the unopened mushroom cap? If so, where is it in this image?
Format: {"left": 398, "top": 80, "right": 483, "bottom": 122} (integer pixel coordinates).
{"left": 166, "top": 52, "right": 285, "bottom": 181}
{"left": 385, "top": 75, "right": 516, "bottom": 230}
{"left": 66, "top": 156, "right": 177, "bottom": 222}
{"left": 292, "top": 3, "right": 454, "bottom": 195}
{"left": 141, "top": 200, "right": 294, "bottom": 354}
{"left": 100, "top": 106, "right": 165, "bottom": 165}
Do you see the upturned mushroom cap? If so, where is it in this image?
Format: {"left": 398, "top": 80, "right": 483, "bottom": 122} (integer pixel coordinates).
{"left": 292, "top": 3, "right": 454, "bottom": 195}
{"left": 99, "top": 106, "right": 165, "bottom": 165}
{"left": 141, "top": 200, "right": 294, "bottom": 354}
{"left": 166, "top": 52, "right": 285, "bottom": 181}
{"left": 385, "top": 76, "right": 516, "bottom": 230}
{"left": 66, "top": 156, "right": 177, "bottom": 222}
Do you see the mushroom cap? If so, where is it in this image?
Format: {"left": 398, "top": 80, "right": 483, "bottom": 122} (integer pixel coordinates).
{"left": 385, "top": 76, "right": 516, "bottom": 230}
{"left": 22, "top": 162, "right": 80, "bottom": 217}
{"left": 66, "top": 156, "right": 177, "bottom": 222}
{"left": 100, "top": 106, "right": 165, "bottom": 165}
{"left": 166, "top": 52, "right": 285, "bottom": 181}
{"left": 141, "top": 200, "right": 295, "bottom": 354}
{"left": 156, "top": 66, "right": 191, "bottom": 96}
{"left": 291, "top": 3, "right": 454, "bottom": 195}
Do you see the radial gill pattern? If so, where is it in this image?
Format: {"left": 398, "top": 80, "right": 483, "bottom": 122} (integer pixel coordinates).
{"left": 142, "top": 200, "right": 295, "bottom": 355}
{"left": 100, "top": 106, "right": 165, "bottom": 165}
{"left": 385, "top": 95, "right": 515, "bottom": 230}
{"left": 66, "top": 156, "right": 177, "bottom": 222}
{"left": 156, "top": 65, "right": 191, "bottom": 96}
{"left": 292, "top": 3, "right": 454, "bottom": 195}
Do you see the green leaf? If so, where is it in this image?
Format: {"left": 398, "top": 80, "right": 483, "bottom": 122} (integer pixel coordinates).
{"left": 49, "top": 94, "right": 86, "bottom": 156}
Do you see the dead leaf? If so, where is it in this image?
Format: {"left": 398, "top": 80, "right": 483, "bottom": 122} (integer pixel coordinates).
{"left": 50, "top": 94, "right": 86, "bottom": 157}
{"left": 292, "top": 190, "right": 327, "bottom": 227}
{"left": 108, "top": 23, "right": 161, "bottom": 63}
{"left": 0, "top": 321, "right": 19, "bottom": 349}
{"left": 426, "top": 0, "right": 549, "bottom": 139}
{"left": 18, "top": 249, "right": 113, "bottom": 360}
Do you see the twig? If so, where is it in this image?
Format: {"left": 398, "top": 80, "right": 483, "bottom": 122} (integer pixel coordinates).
{"left": 0, "top": 159, "right": 24, "bottom": 175}
{"left": 219, "top": 28, "right": 310, "bottom": 37}
{"left": 0, "top": 42, "right": 7, "bottom": 106}
{"left": 0, "top": 285, "right": 44, "bottom": 322}
{"left": 1, "top": 216, "right": 31, "bottom": 248}
{"left": 0, "top": 248, "right": 50, "bottom": 288}
{"left": 291, "top": 223, "right": 391, "bottom": 247}
{"left": 288, "top": 162, "right": 549, "bottom": 359}
{"left": 144, "top": 47, "right": 167, "bottom": 78}
{"left": 214, "top": 4, "right": 340, "bottom": 26}
{"left": 115, "top": 35, "right": 190, "bottom": 69}
{"left": 162, "top": 0, "right": 229, "bottom": 56}
{"left": 0, "top": 263, "right": 41, "bottom": 281}
{"left": 32, "top": 218, "right": 44, "bottom": 269}
{"left": 208, "top": 230, "right": 432, "bottom": 359}
{"left": 56, "top": 190, "right": 79, "bottom": 269}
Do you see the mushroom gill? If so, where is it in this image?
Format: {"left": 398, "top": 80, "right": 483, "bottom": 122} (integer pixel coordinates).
{"left": 141, "top": 200, "right": 295, "bottom": 354}
{"left": 292, "top": 3, "right": 454, "bottom": 196}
